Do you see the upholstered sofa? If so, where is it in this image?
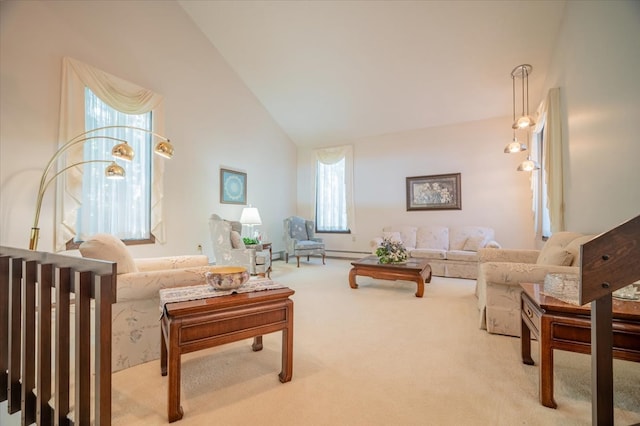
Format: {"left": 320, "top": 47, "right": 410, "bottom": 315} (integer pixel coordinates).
{"left": 78, "top": 234, "right": 211, "bottom": 372}
{"left": 370, "top": 226, "right": 501, "bottom": 279}
{"left": 476, "top": 231, "right": 595, "bottom": 337}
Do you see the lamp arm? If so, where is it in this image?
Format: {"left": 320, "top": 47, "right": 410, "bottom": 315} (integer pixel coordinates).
{"left": 68, "top": 125, "right": 169, "bottom": 144}
{"left": 30, "top": 159, "right": 118, "bottom": 250}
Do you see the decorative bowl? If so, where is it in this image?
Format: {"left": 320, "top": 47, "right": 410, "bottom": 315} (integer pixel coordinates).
{"left": 205, "top": 266, "right": 250, "bottom": 291}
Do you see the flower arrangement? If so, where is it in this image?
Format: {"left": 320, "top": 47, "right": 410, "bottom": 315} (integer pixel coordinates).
{"left": 375, "top": 237, "right": 409, "bottom": 264}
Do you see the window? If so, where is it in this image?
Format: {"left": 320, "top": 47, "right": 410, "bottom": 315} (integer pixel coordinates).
{"left": 531, "top": 87, "right": 564, "bottom": 239}
{"left": 56, "top": 57, "right": 167, "bottom": 252}
{"left": 315, "top": 145, "right": 354, "bottom": 233}
{"left": 76, "top": 88, "right": 154, "bottom": 242}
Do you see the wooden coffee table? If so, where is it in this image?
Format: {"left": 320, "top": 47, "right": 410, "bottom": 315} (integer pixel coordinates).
{"left": 160, "top": 287, "right": 294, "bottom": 422}
{"left": 349, "top": 255, "right": 432, "bottom": 297}
{"left": 520, "top": 282, "right": 640, "bottom": 408}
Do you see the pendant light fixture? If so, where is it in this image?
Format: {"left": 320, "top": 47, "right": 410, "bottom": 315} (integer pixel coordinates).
{"left": 504, "top": 65, "right": 527, "bottom": 153}
{"left": 517, "top": 156, "right": 541, "bottom": 172}
{"left": 511, "top": 64, "right": 535, "bottom": 130}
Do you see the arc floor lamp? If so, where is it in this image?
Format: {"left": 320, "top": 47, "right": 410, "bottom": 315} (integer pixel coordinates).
{"left": 29, "top": 125, "right": 174, "bottom": 251}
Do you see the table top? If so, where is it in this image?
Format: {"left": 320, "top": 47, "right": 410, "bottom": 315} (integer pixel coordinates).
{"left": 351, "top": 255, "right": 430, "bottom": 271}
{"left": 521, "top": 282, "right": 640, "bottom": 321}
{"left": 164, "top": 287, "right": 294, "bottom": 317}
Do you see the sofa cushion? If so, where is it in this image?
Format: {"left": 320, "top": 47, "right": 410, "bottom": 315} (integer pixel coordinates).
{"left": 79, "top": 233, "right": 138, "bottom": 274}
{"left": 415, "top": 226, "right": 448, "bottom": 250}
{"left": 230, "top": 231, "right": 245, "bottom": 249}
{"left": 290, "top": 216, "right": 309, "bottom": 240}
{"left": 382, "top": 226, "right": 417, "bottom": 249}
{"left": 383, "top": 231, "right": 403, "bottom": 243}
{"left": 536, "top": 231, "right": 583, "bottom": 265}
{"left": 536, "top": 246, "right": 574, "bottom": 266}
{"left": 463, "top": 236, "right": 485, "bottom": 252}
{"left": 449, "top": 226, "right": 494, "bottom": 251}
{"left": 447, "top": 250, "right": 479, "bottom": 262}
{"left": 411, "top": 248, "right": 447, "bottom": 260}
{"left": 565, "top": 234, "right": 594, "bottom": 266}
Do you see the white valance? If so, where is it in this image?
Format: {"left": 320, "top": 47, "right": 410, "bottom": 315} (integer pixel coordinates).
{"left": 55, "top": 57, "right": 166, "bottom": 251}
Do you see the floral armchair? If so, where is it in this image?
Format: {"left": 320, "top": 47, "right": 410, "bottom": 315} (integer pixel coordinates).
{"left": 475, "top": 231, "right": 594, "bottom": 337}
{"left": 78, "top": 233, "right": 211, "bottom": 372}
{"left": 283, "top": 216, "right": 326, "bottom": 267}
{"left": 209, "top": 214, "right": 270, "bottom": 276}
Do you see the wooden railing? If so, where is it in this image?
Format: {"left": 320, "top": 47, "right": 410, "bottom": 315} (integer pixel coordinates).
{"left": 0, "top": 246, "right": 116, "bottom": 425}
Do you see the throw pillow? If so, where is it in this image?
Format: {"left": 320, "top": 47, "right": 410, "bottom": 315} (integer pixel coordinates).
{"left": 462, "top": 236, "right": 485, "bottom": 252}
{"left": 383, "top": 231, "right": 403, "bottom": 243}
{"left": 536, "top": 246, "right": 574, "bottom": 266}
{"left": 230, "top": 231, "right": 245, "bottom": 249}
{"left": 79, "top": 233, "right": 138, "bottom": 274}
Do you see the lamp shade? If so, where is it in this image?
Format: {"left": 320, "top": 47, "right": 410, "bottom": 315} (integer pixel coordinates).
{"left": 240, "top": 206, "right": 262, "bottom": 225}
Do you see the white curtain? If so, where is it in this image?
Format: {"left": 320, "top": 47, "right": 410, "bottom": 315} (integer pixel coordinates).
{"left": 314, "top": 145, "right": 355, "bottom": 233}
{"left": 55, "top": 57, "right": 166, "bottom": 251}
{"left": 532, "top": 87, "right": 564, "bottom": 236}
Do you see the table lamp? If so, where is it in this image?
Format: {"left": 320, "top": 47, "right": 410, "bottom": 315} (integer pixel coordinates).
{"left": 240, "top": 205, "right": 262, "bottom": 239}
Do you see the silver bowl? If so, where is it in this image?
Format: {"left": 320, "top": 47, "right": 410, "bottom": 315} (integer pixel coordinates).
{"left": 205, "top": 266, "right": 250, "bottom": 291}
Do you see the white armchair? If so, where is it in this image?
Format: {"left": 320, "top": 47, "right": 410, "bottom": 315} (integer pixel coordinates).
{"left": 209, "top": 214, "right": 271, "bottom": 276}
{"left": 79, "top": 233, "right": 211, "bottom": 371}
{"left": 476, "top": 231, "right": 594, "bottom": 337}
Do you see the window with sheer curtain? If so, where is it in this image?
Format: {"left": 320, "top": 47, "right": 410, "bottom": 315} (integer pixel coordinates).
{"left": 531, "top": 87, "right": 564, "bottom": 239}
{"left": 56, "top": 57, "right": 166, "bottom": 251}
{"left": 76, "top": 88, "right": 153, "bottom": 242}
{"left": 315, "top": 145, "right": 354, "bottom": 233}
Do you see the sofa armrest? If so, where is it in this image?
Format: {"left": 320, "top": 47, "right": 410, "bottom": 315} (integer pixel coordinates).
{"left": 478, "top": 248, "right": 539, "bottom": 264}
{"left": 135, "top": 255, "right": 209, "bottom": 271}
{"left": 480, "top": 261, "right": 579, "bottom": 286}
{"left": 116, "top": 266, "right": 211, "bottom": 302}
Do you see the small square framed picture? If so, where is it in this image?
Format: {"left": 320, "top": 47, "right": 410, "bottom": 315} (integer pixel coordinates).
{"left": 220, "top": 168, "right": 247, "bottom": 204}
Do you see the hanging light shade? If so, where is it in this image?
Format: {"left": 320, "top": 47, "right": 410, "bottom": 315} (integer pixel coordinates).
{"left": 511, "top": 64, "right": 536, "bottom": 130}
{"left": 517, "top": 156, "right": 540, "bottom": 172}
{"left": 154, "top": 139, "right": 175, "bottom": 159}
{"left": 105, "top": 161, "right": 126, "bottom": 179}
{"left": 111, "top": 142, "right": 135, "bottom": 161}
{"left": 504, "top": 67, "right": 527, "bottom": 153}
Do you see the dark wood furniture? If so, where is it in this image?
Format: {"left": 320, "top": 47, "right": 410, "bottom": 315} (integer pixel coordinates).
{"left": 160, "top": 287, "right": 295, "bottom": 423}
{"left": 349, "top": 256, "right": 432, "bottom": 297}
{"left": 519, "top": 282, "right": 640, "bottom": 409}
{"left": 0, "top": 246, "right": 116, "bottom": 425}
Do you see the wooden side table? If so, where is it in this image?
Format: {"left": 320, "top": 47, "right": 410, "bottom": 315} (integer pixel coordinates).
{"left": 261, "top": 242, "right": 273, "bottom": 277}
{"left": 160, "top": 287, "right": 294, "bottom": 422}
{"left": 520, "top": 282, "right": 640, "bottom": 408}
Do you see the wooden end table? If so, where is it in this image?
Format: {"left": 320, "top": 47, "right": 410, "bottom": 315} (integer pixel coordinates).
{"left": 349, "top": 256, "right": 432, "bottom": 297}
{"left": 520, "top": 282, "right": 640, "bottom": 408}
{"left": 160, "top": 287, "right": 294, "bottom": 422}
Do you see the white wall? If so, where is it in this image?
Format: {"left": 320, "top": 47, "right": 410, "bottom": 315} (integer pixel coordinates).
{"left": 298, "top": 116, "right": 537, "bottom": 252}
{"left": 0, "top": 1, "right": 297, "bottom": 259}
{"left": 542, "top": 0, "right": 640, "bottom": 234}
{"left": 298, "top": 0, "right": 640, "bottom": 253}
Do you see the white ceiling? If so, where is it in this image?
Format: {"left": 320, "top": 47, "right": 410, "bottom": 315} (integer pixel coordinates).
{"left": 178, "top": 1, "right": 567, "bottom": 147}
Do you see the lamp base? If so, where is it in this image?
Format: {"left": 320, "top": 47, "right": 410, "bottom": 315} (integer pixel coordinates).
{"left": 29, "top": 227, "right": 40, "bottom": 251}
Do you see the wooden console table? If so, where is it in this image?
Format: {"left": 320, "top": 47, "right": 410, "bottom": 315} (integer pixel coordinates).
{"left": 519, "top": 282, "right": 640, "bottom": 408}
{"left": 160, "top": 286, "right": 294, "bottom": 422}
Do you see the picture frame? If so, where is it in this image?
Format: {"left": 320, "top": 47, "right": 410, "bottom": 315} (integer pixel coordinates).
{"left": 220, "top": 168, "right": 247, "bottom": 204}
{"left": 406, "top": 173, "right": 461, "bottom": 211}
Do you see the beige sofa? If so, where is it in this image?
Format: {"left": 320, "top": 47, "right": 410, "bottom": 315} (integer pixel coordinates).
{"left": 476, "top": 231, "right": 594, "bottom": 337}
{"left": 79, "top": 234, "right": 211, "bottom": 372}
{"left": 370, "top": 226, "right": 501, "bottom": 279}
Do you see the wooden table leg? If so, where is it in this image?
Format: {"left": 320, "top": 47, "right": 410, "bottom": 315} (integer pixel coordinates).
{"left": 414, "top": 275, "right": 424, "bottom": 298}
{"left": 252, "top": 336, "right": 263, "bottom": 351}
{"left": 521, "top": 298, "right": 534, "bottom": 365}
{"left": 160, "top": 319, "right": 168, "bottom": 376}
{"left": 539, "top": 317, "right": 557, "bottom": 409}
{"left": 279, "top": 302, "right": 294, "bottom": 383}
{"left": 349, "top": 268, "right": 358, "bottom": 289}
{"left": 167, "top": 321, "right": 184, "bottom": 422}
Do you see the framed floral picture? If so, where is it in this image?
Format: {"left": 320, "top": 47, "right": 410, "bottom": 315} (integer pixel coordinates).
{"left": 406, "top": 173, "right": 461, "bottom": 211}
{"left": 220, "top": 168, "right": 247, "bottom": 204}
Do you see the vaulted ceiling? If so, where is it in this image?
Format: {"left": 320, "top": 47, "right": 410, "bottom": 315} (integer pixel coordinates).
{"left": 178, "top": 1, "right": 567, "bottom": 147}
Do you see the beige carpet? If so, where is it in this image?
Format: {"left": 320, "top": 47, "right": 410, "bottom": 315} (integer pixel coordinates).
{"left": 110, "top": 259, "right": 640, "bottom": 425}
